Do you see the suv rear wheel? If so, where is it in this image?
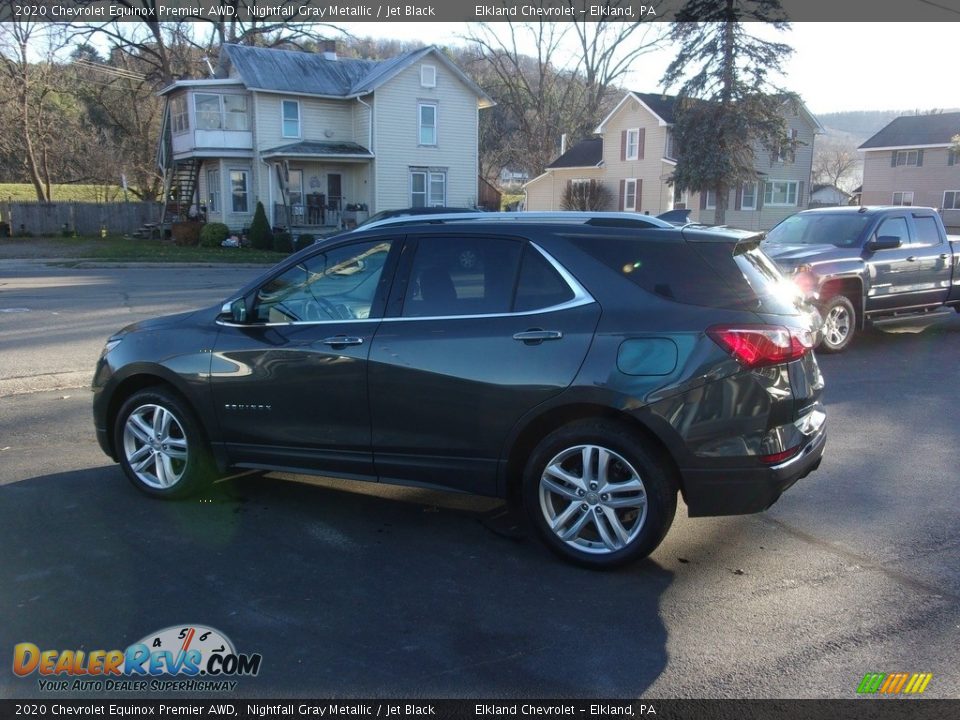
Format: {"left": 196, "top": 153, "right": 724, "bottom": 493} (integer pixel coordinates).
{"left": 522, "top": 420, "right": 677, "bottom": 568}
{"left": 115, "top": 388, "right": 216, "bottom": 499}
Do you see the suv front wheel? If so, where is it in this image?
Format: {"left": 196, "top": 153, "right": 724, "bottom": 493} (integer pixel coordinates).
{"left": 522, "top": 420, "right": 677, "bottom": 568}
{"left": 115, "top": 388, "right": 216, "bottom": 499}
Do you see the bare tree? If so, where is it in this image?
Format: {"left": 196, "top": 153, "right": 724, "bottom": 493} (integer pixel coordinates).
{"left": 0, "top": 11, "right": 71, "bottom": 201}
{"left": 812, "top": 140, "right": 861, "bottom": 193}
{"left": 561, "top": 180, "right": 613, "bottom": 211}
{"left": 464, "top": 11, "right": 665, "bottom": 182}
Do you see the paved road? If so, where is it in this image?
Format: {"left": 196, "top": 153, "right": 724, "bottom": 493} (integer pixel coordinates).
{"left": 1, "top": 263, "right": 958, "bottom": 699}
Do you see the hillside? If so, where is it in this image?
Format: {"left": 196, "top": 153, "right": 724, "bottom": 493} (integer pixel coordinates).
{"left": 817, "top": 109, "right": 960, "bottom": 146}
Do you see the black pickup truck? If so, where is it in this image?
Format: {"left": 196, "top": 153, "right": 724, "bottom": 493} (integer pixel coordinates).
{"left": 763, "top": 206, "right": 960, "bottom": 352}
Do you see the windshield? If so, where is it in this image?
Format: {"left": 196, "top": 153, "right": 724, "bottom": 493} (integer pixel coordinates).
{"left": 765, "top": 213, "right": 872, "bottom": 248}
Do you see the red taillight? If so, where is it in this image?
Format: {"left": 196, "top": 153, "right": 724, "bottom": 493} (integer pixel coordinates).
{"left": 707, "top": 324, "right": 814, "bottom": 368}
{"left": 759, "top": 446, "right": 801, "bottom": 464}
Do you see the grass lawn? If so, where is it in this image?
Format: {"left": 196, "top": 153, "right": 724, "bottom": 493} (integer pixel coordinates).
{"left": 0, "top": 236, "right": 288, "bottom": 264}
{"left": 0, "top": 183, "right": 127, "bottom": 202}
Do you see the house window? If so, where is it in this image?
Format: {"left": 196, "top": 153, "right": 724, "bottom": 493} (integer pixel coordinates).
{"left": 230, "top": 170, "right": 248, "bottom": 213}
{"left": 193, "top": 94, "right": 249, "bottom": 131}
{"left": 665, "top": 130, "right": 677, "bottom": 160}
{"left": 223, "top": 95, "right": 248, "bottom": 131}
{"left": 626, "top": 129, "right": 640, "bottom": 160}
{"left": 896, "top": 150, "right": 920, "bottom": 166}
{"left": 704, "top": 190, "right": 717, "bottom": 209}
{"left": 282, "top": 100, "right": 300, "bottom": 138}
{"left": 411, "top": 169, "right": 446, "bottom": 207}
{"left": 764, "top": 180, "right": 798, "bottom": 207}
{"left": 207, "top": 169, "right": 220, "bottom": 212}
{"left": 943, "top": 191, "right": 960, "bottom": 209}
{"left": 195, "top": 94, "right": 222, "bottom": 130}
{"left": 418, "top": 103, "right": 437, "bottom": 146}
{"left": 892, "top": 191, "right": 914, "bottom": 206}
{"left": 671, "top": 185, "right": 687, "bottom": 210}
{"left": 420, "top": 65, "right": 436, "bottom": 88}
{"left": 170, "top": 95, "right": 188, "bottom": 134}
{"left": 624, "top": 178, "right": 638, "bottom": 211}
{"left": 741, "top": 181, "right": 758, "bottom": 210}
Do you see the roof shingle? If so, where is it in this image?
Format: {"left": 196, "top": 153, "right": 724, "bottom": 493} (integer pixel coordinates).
{"left": 859, "top": 112, "right": 960, "bottom": 149}
{"left": 547, "top": 138, "right": 603, "bottom": 169}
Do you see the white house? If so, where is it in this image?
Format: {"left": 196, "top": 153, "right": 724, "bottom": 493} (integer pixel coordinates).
{"left": 157, "top": 43, "right": 493, "bottom": 230}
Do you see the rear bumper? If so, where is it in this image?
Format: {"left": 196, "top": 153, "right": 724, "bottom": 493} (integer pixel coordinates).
{"left": 681, "top": 426, "right": 826, "bottom": 517}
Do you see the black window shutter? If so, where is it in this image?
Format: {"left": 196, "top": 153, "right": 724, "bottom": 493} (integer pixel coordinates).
{"left": 891, "top": 151, "right": 897, "bottom": 167}
{"left": 917, "top": 150, "right": 924, "bottom": 167}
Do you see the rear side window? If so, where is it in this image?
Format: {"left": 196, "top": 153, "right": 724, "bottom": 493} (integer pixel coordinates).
{"left": 912, "top": 216, "right": 942, "bottom": 246}
{"left": 514, "top": 245, "right": 575, "bottom": 312}
{"left": 571, "top": 236, "right": 796, "bottom": 313}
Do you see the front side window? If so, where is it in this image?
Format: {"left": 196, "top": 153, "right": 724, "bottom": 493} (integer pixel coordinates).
{"left": 896, "top": 150, "right": 920, "bottom": 166}
{"left": 402, "top": 236, "right": 522, "bottom": 318}
{"left": 282, "top": 100, "right": 300, "bottom": 138}
{"left": 207, "top": 169, "right": 220, "bottom": 212}
{"left": 254, "top": 240, "right": 393, "bottom": 323}
{"left": 943, "top": 191, "right": 960, "bottom": 209}
{"left": 410, "top": 169, "right": 445, "bottom": 207}
{"left": 741, "top": 181, "right": 758, "bottom": 210}
{"left": 764, "top": 181, "right": 798, "bottom": 207}
{"left": 892, "top": 191, "right": 914, "bottom": 206}
{"left": 624, "top": 179, "right": 638, "bottom": 211}
{"left": 230, "top": 170, "right": 248, "bottom": 213}
{"left": 419, "top": 103, "right": 437, "bottom": 145}
{"left": 195, "top": 94, "right": 222, "bottom": 130}
{"left": 876, "top": 216, "right": 910, "bottom": 245}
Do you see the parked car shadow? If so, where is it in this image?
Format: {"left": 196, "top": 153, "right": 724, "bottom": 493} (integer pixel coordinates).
{"left": 0, "top": 467, "right": 673, "bottom": 698}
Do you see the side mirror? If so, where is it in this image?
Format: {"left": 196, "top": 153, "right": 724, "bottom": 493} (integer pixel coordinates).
{"left": 220, "top": 298, "right": 248, "bottom": 323}
{"left": 866, "top": 235, "right": 902, "bottom": 251}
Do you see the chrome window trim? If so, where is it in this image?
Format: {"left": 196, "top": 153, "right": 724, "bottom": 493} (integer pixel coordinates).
{"left": 216, "top": 243, "right": 595, "bottom": 328}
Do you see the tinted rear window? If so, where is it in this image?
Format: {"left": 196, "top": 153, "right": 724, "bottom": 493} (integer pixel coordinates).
{"left": 571, "top": 236, "right": 799, "bottom": 314}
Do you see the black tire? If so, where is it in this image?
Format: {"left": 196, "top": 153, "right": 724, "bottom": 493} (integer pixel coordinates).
{"left": 819, "top": 294, "right": 857, "bottom": 353}
{"left": 522, "top": 419, "right": 677, "bottom": 569}
{"left": 114, "top": 388, "right": 217, "bottom": 499}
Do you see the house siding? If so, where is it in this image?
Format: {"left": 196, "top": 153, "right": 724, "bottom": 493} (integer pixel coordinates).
{"left": 861, "top": 147, "right": 960, "bottom": 211}
{"left": 373, "top": 59, "right": 478, "bottom": 210}
{"left": 524, "top": 168, "right": 608, "bottom": 210}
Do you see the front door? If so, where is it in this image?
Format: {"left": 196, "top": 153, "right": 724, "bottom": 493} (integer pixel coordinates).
{"left": 327, "top": 173, "right": 342, "bottom": 211}
{"left": 210, "top": 237, "right": 397, "bottom": 477}
{"left": 368, "top": 235, "right": 601, "bottom": 495}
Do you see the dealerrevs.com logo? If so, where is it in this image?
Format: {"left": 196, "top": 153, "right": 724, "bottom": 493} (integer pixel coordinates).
{"left": 13, "top": 624, "right": 262, "bottom": 692}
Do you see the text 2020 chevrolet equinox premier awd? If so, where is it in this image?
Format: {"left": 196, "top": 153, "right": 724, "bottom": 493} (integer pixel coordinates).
{"left": 93, "top": 214, "right": 826, "bottom": 568}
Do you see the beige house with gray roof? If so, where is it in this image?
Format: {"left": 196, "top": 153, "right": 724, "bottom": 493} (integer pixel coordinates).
{"left": 525, "top": 91, "right": 822, "bottom": 231}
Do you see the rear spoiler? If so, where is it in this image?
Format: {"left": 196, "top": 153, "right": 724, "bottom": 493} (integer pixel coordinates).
{"left": 680, "top": 225, "right": 764, "bottom": 247}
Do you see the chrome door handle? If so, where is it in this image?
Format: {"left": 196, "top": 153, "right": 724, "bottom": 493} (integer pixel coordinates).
{"left": 513, "top": 330, "right": 563, "bottom": 344}
{"left": 906, "top": 256, "right": 917, "bottom": 262}
{"left": 940, "top": 253, "right": 950, "bottom": 259}
{"left": 321, "top": 336, "right": 363, "bottom": 347}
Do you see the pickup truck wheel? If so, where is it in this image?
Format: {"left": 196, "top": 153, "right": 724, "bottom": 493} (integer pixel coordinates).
{"left": 522, "top": 420, "right": 677, "bottom": 569}
{"left": 819, "top": 295, "right": 856, "bottom": 353}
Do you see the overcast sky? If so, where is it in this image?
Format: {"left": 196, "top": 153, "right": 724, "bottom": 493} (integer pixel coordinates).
{"left": 337, "top": 21, "right": 960, "bottom": 115}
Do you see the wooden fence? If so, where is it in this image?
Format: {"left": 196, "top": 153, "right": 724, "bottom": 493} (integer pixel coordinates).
{"left": 0, "top": 201, "right": 162, "bottom": 237}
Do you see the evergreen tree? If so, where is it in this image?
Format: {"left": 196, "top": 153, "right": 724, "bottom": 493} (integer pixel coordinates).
{"left": 248, "top": 201, "right": 272, "bottom": 251}
{"left": 663, "top": 0, "right": 796, "bottom": 224}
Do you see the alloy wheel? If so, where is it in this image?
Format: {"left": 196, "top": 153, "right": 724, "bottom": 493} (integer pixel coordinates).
{"left": 824, "top": 304, "right": 851, "bottom": 348}
{"left": 122, "top": 404, "right": 189, "bottom": 489}
{"left": 538, "top": 444, "right": 648, "bottom": 555}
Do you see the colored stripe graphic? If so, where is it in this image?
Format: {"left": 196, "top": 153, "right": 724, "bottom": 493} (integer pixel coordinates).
{"left": 857, "top": 672, "right": 932, "bottom": 694}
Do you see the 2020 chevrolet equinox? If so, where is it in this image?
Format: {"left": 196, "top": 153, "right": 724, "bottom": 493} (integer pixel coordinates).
{"left": 94, "top": 214, "right": 826, "bottom": 567}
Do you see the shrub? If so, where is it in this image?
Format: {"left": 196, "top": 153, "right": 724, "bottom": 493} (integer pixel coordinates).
{"left": 561, "top": 180, "right": 613, "bottom": 211}
{"left": 199, "top": 222, "right": 230, "bottom": 248}
{"left": 248, "top": 201, "right": 272, "bottom": 250}
{"left": 296, "top": 233, "right": 315, "bottom": 251}
{"left": 272, "top": 230, "right": 293, "bottom": 254}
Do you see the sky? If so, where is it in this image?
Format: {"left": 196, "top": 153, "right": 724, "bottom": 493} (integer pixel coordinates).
{"left": 336, "top": 21, "right": 960, "bottom": 115}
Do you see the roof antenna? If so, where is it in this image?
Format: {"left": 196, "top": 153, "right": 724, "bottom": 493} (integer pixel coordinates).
{"left": 201, "top": 56, "right": 215, "bottom": 78}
